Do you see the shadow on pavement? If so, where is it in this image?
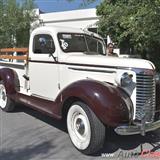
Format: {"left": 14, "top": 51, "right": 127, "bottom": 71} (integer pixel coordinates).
{"left": 95, "top": 127, "right": 160, "bottom": 157}
{"left": 14, "top": 104, "right": 67, "bottom": 133}
{"left": 0, "top": 141, "right": 55, "bottom": 160}
{"left": 14, "top": 104, "right": 160, "bottom": 157}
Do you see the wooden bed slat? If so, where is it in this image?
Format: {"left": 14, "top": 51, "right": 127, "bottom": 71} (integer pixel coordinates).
{"left": 0, "top": 55, "right": 28, "bottom": 60}
{"left": 0, "top": 48, "right": 29, "bottom": 61}
{"left": 0, "top": 48, "right": 28, "bottom": 53}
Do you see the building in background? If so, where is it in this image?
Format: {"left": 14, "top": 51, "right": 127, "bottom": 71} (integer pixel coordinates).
{"left": 38, "top": 8, "right": 98, "bottom": 32}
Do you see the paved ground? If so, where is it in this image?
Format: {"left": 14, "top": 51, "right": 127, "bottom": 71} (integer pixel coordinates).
{"left": 0, "top": 104, "right": 160, "bottom": 160}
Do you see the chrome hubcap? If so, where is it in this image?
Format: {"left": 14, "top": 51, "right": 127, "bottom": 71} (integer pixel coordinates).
{"left": 72, "top": 111, "right": 90, "bottom": 143}
{"left": 75, "top": 118, "right": 85, "bottom": 136}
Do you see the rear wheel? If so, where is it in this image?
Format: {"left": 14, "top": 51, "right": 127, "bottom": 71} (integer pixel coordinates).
{"left": 0, "top": 81, "right": 15, "bottom": 112}
{"left": 67, "top": 101, "right": 106, "bottom": 154}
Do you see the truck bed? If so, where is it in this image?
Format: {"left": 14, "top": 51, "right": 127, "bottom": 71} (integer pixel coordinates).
{"left": 0, "top": 48, "right": 28, "bottom": 90}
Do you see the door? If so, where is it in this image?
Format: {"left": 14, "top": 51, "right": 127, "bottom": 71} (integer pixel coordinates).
{"left": 29, "top": 33, "right": 59, "bottom": 101}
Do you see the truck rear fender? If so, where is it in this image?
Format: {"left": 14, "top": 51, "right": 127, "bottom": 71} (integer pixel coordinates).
{"left": 0, "top": 68, "right": 20, "bottom": 94}
{"left": 58, "top": 79, "right": 133, "bottom": 127}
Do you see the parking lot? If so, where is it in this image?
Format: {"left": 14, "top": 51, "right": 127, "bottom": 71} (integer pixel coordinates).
{"left": 0, "top": 104, "right": 160, "bottom": 160}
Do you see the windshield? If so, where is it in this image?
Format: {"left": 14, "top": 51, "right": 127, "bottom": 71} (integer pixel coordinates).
{"left": 58, "top": 33, "right": 106, "bottom": 55}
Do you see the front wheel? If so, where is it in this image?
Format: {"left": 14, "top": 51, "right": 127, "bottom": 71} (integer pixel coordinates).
{"left": 67, "top": 101, "right": 106, "bottom": 154}
{"left": 0, "top": 81, "right": 15, "bottom": 112}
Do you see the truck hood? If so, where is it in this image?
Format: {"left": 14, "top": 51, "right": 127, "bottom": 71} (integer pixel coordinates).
{"left": 64, "top": 54, "right": 155, "bottom": 70}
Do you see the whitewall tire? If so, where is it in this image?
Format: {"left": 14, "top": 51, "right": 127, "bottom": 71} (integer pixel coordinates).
{"left": 0, "top": 81, "right": 15, "bottom": 112}
{"left": 67, "top": 101, "right": 106, "bottom": 154}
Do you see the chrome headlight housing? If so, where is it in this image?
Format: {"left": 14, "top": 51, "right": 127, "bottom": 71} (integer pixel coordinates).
{"left": 115, "top": 71, "right": 134, "bottom": 87}
{"left": 121, "top": 72, "right": 133, "bottom": 87}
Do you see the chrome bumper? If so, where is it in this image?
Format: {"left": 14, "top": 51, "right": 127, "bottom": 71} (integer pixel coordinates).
{"left": 114, "top": 119, "right": 160, "bottom": 136}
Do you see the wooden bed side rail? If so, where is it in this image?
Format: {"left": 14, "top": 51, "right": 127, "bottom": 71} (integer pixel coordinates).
{"left": 0, "top": 55, "right": 28, "bottom": 61}
{"left": 0, "top": 48, "right": 28, "bottom": 53}
{"left": 0, "top": 48, "right": 29, "bottom": 61}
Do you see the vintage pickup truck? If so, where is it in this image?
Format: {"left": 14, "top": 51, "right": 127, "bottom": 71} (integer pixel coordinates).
{"left": 0, "top": 26, "right": 160, "bottom": 154}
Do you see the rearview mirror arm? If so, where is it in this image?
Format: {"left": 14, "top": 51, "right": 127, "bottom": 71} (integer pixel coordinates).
{"left": 49, "top": 53, "right": 57, "bottom": 62}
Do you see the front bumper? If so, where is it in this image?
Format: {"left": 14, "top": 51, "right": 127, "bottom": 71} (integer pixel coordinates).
{"left": 114, "top": 119, "right": 160, "bottom": 135}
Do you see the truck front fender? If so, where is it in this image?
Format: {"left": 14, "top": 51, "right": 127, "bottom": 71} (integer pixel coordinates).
{"left": 0, "top": 68, "right": 20, "bottom": 94}
{"left": 58, "top": 79, "right": 133, "bottom": 127}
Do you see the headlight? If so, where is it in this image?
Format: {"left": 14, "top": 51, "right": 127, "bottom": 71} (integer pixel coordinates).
{"left": 115, "top": 71, "right": 134, "bottom": 88}
{"left": 121, "top": 72, "right": 133, "bottom": 87}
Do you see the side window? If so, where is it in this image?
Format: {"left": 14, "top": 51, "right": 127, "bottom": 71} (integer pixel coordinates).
{"left": 33, "top": 34, "right": 55, "bottom": 54}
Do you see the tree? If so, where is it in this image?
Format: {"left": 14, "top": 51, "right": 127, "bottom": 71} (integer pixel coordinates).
{"left": 68, "top": 0, "right": 160, "bottom": 69}
{"left": 96, "top": 0, "right": 160, "bottom": 69}
{"left": 0, "top": 0, "right": 37, "bottom": 48}
{"left": 68, "top": 0, "right": 96, "bottom": 6}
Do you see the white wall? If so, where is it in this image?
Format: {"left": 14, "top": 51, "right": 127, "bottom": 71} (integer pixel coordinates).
{"left": 39, "top": 8, "right": 98, "bottom": 29}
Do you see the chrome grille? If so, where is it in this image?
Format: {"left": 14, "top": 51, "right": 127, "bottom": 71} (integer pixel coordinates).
{"left": 136, "top": 73, "right": 156, "bottom": 122}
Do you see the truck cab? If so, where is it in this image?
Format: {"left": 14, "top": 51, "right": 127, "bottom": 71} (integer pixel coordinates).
{"left": 28, "top": 26, "right": 106, "bottom": 100}
{"left": 0, "top": 26, "right": 160, "bottom": 155}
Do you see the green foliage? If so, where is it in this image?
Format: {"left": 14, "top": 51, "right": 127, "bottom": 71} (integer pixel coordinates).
{"left": 67, "top": 0, "right": 160, "bottom": 69}
{"left": 68, "top": 0, "right": 96, "bottom": 6}
{"left": 96, "top": 0, "right": 160, "bottom": 69}
{"left": 0, "top": 0, "right": 37, "bottom": 48}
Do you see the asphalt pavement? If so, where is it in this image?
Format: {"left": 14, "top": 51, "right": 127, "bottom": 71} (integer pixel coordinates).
{"left": 0, "top": 104, "right": 160, "bottom": 160}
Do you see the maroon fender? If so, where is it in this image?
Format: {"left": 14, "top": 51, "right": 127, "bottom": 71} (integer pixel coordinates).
{"left": 57, "top": 79, "right": 133, "bottom": 127}
{"left": 0, "top": 68, "right": 20, "bottom": 94}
